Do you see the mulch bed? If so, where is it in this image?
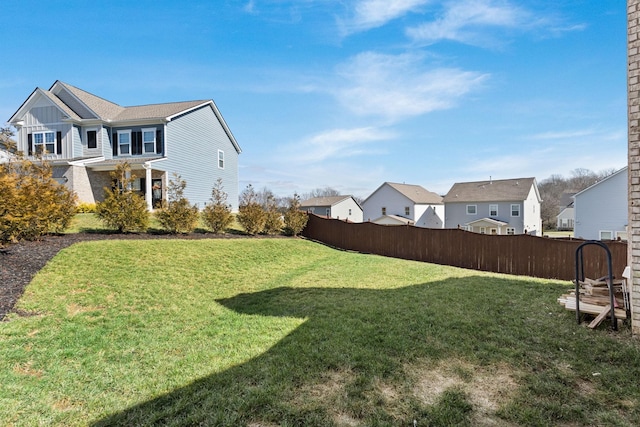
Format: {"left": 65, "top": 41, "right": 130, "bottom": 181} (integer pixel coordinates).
{"left": 0, "top": 232, "right": 259, "bottom": 321}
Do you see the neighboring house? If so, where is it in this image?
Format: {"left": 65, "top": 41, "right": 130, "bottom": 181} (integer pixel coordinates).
{"left": 8, "top": 81, "right": 241, "bottom": 210}
{"left": 443, "top": 177, "right": 542, "bottom": 235}
{"left": 573, "top": 167, "right": 628, "bottom": 241}
{"left": 300, "top": 195, "right": 363, "bottom": 222}
{"left": 556, "top": 192, "right": 576, "bottom": 231}
{"left": 362, "top": 182, "right": 444, "bottom": 228}
{"left": 0, "top": 133, "right": 15, "bottom": 164}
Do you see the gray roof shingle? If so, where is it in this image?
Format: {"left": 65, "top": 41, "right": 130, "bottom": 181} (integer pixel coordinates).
{"left": 385, "top": 182, "right": 443, "bottom": 204}
{"left": 443, "top": 177, "right": 537, "bottom": 203}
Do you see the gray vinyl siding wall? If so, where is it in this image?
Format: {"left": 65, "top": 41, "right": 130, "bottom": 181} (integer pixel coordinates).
{"left": 110, "top": 125, "right": 164, "bottom": 157}
{"left": 72, "top": 126, "right": 82, "bottom": 158}
{"left": 164, "top": 105, "right": 240, "bottom": 211}
{"left": 102, "top": 127, "right": 113, "bottom": 159}
{"left": 21, "top": 106, "right": 72, "bottom": 158}
{"left": 444, "top": 202, "right": 525, "bottom": 232}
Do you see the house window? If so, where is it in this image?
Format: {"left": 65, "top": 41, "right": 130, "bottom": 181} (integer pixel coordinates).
{"left": 326, "top": 208, "right": 330, "bottom": 216}
{"left": 348, "top": 209, "right": 352, "bottom": 216}
{"left": 33, "top": 131, "right": 56, "bottom": 154}
{"left": 218, "top": 150, "right": 224, "bottom": 169}
{"left": 599, "top": 231, "right": 613, "bottom": 240}
{"left": 507, "top": 228, "right": 515, "bottom": 235}
{"left": 87, "top": 130, "right": 97, "bottom": 149}
{"left": 490, "top": 228, "right": 498, "bottom": 235}
{"left": 382, "top": 207, "right": 387, "bottom": 215}
{"left": 480, "top": 227, "right": 486, "bottom": 234}
{"left": 489, "top": 204, "right": 498, "bottom": 216}
{"left": 405, "top": 206, "right": 410, "bottom": 216}
{"left": 511, "top": 204, "right": 520, "bottom": 217}
{"left": 118, "top": 130, "right": 131, "bottom": 155}
{"left": 466, "top": 205, "right": 477, "bottom": 215}
{"left": 142, "top": 128, "right": 156, "bottom": 154}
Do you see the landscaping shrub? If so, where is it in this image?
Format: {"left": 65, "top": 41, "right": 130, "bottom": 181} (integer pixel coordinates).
{"left": 237, "top": 184, "right": 266, "bottom": 235}
{"left": 202, "top": 178, "right": 234, "bottom": 234}
{"left": 155, "top": 173, "right": 199, "bottom": 234}
{"left": 262, "top": 193, "right": 283, "bottom": 235}
{"left": 76, "top": 202, "right": 97, "bottom": 213}
{"left": 0, "top": 150, "right": 77, "bottom": 245}
{"left": 283, "top": 193, "right": 308, "bottom": 236}
{"left": 95, "top": 163, "right": 149, "bottom": 233}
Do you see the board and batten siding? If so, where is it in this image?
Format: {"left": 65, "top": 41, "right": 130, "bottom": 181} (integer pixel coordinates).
{"left": 72, "top": 126, "right": 83, "bottom": 158}
{"left": 164, "top": 105, "right": 239, "bottom": 211}
{"left": 574, "top": 168, "right": 628, "bottom": 240}
{"left": 21, "top": 105, "right": 71, "bottom": 159}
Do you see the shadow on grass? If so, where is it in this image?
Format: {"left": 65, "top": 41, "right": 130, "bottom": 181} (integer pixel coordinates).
{"left": 92, "top": 276, "right": 637, "bottom": 426}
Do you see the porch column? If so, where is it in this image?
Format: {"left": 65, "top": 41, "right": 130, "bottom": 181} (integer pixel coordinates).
{"left": 143, "top": 163, "right": 153, "bottom": 211}
{"left": 628, "top": 0, "right": 640, "bottom": 334}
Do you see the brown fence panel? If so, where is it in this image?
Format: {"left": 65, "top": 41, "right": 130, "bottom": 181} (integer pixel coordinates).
{"left": 301, "top": 215, "right": 627, "bottom": 281}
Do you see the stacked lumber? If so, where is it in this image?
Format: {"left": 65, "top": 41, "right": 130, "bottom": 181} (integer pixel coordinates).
{"left": 558, "top": 277, "right": 629, "bottom": 328}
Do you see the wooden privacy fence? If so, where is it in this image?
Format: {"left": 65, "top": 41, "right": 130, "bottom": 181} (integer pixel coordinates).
{"left": 301, "top": 214, "right": 628, "bottom": 281}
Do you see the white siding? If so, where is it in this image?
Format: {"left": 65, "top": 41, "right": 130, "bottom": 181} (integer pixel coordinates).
{"left": 332, "top": 198, "right": 363, "bottom": 222}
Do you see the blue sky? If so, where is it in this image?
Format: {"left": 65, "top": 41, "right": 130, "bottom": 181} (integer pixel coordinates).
{"left": 1, "top": 0, "right": 627, "bottom": 198}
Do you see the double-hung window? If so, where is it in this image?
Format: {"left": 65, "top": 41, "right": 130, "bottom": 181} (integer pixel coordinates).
{"left": 489, "top": 204, "right": 498, "bottom": 216}
{"left": 466, "top": 205, "right": 477, "bottom": 215}
{"left": 34, "top": 131, "right": 56, "bottom": 154}
{"left": 118, "top": 130, "right": 131, "bottom": 155}
{"left": 87, "top": 130, "right": 97, "bottom": 149}
{"left": 405, "top": 206, "right": 410, "bottom": 216}
{"left": 381, "top": 207, "right": 387, "bottom": 215}
{"left": 506, "top": 227, "right": 515, "bottom": 235}
{"left": 218, "top": 150, "right": 225, "bottom": 169}
{"left": 511, "top": 204, "right": 520, "bottom": 217}
{"left": 142, "top": 129, "right": 156, "bottom": 154}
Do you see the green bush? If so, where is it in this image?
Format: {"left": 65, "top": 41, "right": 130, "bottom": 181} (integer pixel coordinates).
{"left": 283, "top": 193, "right": 308, "bottom": 236}
{"left": 202, "top": 178, "right": 234, "bottom": 234}
{"left": 155, "top": 173, "right": 199, "bottom": 234}
{"left": 262, "top": 194, "right": 283, "bottom": 235}
{"left": 95, "top": 163, "right": 149, "bottom": 233}
{"left": 0, "top": 152, "right": 77, "bottom": 245}
{"left": 236, "top": 184, "right": 266, "bottom": 235}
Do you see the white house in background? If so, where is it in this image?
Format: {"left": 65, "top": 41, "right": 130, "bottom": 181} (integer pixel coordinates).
{"left": 556, "top": 192, "right": 576, "bottom": 230}
{"left": 361, "top": 182, "right": 444, "bottom": 228}
{"left": 573, "top": 166, "right": 628, "bottom": 241}
{"left": 443, "top": 177, "right": 542, "bottom": 235}
{"left": 300, "top": 195, "right": 363, "bottom": 222}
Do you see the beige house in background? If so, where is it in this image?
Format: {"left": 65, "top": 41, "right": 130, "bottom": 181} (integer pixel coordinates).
{"left": 300, "top": 195, "right": 363, "bottom": 222}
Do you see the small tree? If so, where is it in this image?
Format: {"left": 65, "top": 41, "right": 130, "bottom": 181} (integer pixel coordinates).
{"left": 0, "top": 137, "right": 77, "bottom": 245}
{"left": 283, "top": 193, "right": 308, "bottom": 236}
{"left": 262, "top": 193, "right": 283, "bottom": 235}
{"left": 237, "top": 184, "right": 266, "bottom": 235}
{"left": 155, "top": 173, "right": 199, "bottom": 234}
{"left": 95, "top": 163, "right": 149, "bottom": 233}
{"left": 202, "top": 178, "right": 234, "bottom": 234}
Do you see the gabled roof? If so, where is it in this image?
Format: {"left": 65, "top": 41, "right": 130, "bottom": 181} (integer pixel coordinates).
{"left": 371, "top": 214, "right": 415, "bottom": 225}
{"left": 443, "top": 177, "right": 539, "bottom": 203}
{"left": 559, "top": 191, "right": 576, "bottom": 208}
{"left": 8, "top": 81, "right": 242, "bottom": 154}
{"left": 301, "top": 195, "right": 358, "bottom": 208}
{"left": 466, "top": 218, "right": 509, "bottom": 227}
{"left": 573, "top": 166, "right": 628, "bottom": 199}
{"left": 363, "top": 182, "right": 443, "bottom": 205}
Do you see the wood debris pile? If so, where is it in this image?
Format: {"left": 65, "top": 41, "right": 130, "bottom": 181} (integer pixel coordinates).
{"left": 558, "top": 277, "right": 630, "bottom": 328}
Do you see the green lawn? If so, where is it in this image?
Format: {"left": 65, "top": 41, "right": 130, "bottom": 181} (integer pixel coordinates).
{"left": 1, "top": 238, "right": 639, "bottom": 426}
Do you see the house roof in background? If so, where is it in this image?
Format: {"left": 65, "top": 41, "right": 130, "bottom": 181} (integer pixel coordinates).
{"left": 443, "top": 177, "right": 538, "bottom": 203}
{"left": 559, "top": 191, "right": 576, "bottom": 208}
{"left": 301, "top": 195, "right": 355, "bottom": 207}
{"left": 363, "top": 182, "right": 443, "bottom": 205}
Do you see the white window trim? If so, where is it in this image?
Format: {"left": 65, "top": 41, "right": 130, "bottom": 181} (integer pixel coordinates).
{"left": 480, "top": 227, "right": 486, "bottom": 234}
{"left": 510, "top": 204, "right": 521, "bottom": 217}
{"left": 405, "top": 206, "right": 410, "bottom": 216}
{"left": 85, "top": 128, "right": 99, "bottom": 150}
{"left": 218, "top": 149, "right": 225, "bottom": 169}
{"left": 489, "top": 204, "right": 498, "bottom": 216}
{"left": 466, "top": 204, "right": 477, "bottom": 215}
{"left": 382, "top": 207, "right": 387, "bottom": 215}
{"left": 142, "top": 128, "right": 156, "bottom": 154}
{"left": 599, "top": 230, "right": 613, "bottom": 240}
{"left": 33, "top": 131, "right": 56, "bottom": 154}
{"left": 507, "top": 227, "right": 516, "bottom": 235}
{"left": 118, "top": 130, "right": 132, "bottom": 156}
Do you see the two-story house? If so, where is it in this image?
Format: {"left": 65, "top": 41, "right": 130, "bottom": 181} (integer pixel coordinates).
{"left": 362, "top": 182, "right": 444, "bottom": 228}
{"left": 8, "top": 81, "right": 241, "bottom": 210}
{"left": 443, "top": 177, "right": 542, "bottom": 235}
{"left": 300, "top": 195, "right": 363, "bottom": 222}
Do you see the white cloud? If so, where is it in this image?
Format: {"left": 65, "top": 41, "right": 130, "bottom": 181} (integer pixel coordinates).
{"left": 287, "top": 127, "right": 396, "bottom": 164}
{"left": 406, "top": 0, "right": 528, "bottom": 46}
{"left": 340, "top": 0, "right": 431, "bottom": 35}
{"left": 333, "top": 51, "right": 488, "bottom": 122}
